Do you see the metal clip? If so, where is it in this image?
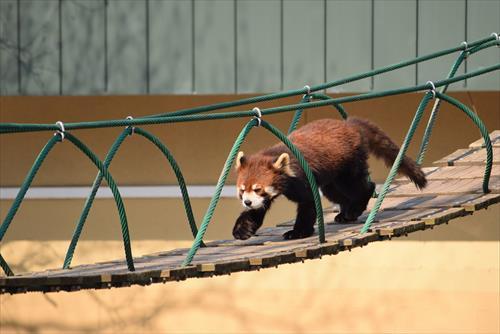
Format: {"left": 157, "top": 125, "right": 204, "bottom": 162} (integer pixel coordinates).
{"left": 55, "top": 121, "right": 65, "bottom": 141}
{"left": 491, "top": 32, "right": 499, "bottom": 47}
{"left": 426, "top": 81, "right": 436, "bottom": 99}
{"left": 460, "top": 41, "right": 469, "bottom": 57}
{"left": 252, "top": 107, "right": 262, "bottom": 127}
{"left": 126, "top": 116, "right": 135, "bottom": 135}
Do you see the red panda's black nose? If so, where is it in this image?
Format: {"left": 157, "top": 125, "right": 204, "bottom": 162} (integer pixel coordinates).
{"left": 244, "top": 200, "right": 252, "bottom": 207}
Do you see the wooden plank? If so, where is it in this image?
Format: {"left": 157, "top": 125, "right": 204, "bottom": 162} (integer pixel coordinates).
{"left": 417, "top": 0, "right": 465, "bottom": 90}
{"left": 61, "top": 0, "right": 105, "bottom": 94}
{"left": 368, "top": 193, "right": 485, "bottom": 211}
{"left": 19, "top": 0, "right": 60, "bottom": 95}
{"left": 373, "top": 0, "right": 417, "bottom": 90}
{"left": 194, "top": 0, "right": 234, "bottom": 93}
{"left": 433, "top": 148, "right": 476, "bottom": 166}
{"left": 326, "top": 0, "right": 372, "bottom": 92}
{"left": 0, "top": 0, "right": 19, "bottom": 95}
{"left": 423, "top": 207, "right": 468, "bottom": 226}
{"left": 107, "top": 0, "right": 147, "bottom": 94}
{"left": 236, "top": 0, "right": 281, "bottom": 93}
{"left": 149, "top": 0, "right": 192, "bottom": 93}
{"left": 283, "top": 0, "right": 324, "bottom": 91}
{"left": 461, "top": 193, "right": 500, "bottom": 212}
{"left": 388, "top": 176, "right": 500, "bottom": 196}
{"left": 466, "top": 0, "right": 500, "bottom": 90}
{"left": 469, "top": 130, "right": 500, "bottom": 148}
{"left": 453, "top": 147, "right": 500, "bottom": 166}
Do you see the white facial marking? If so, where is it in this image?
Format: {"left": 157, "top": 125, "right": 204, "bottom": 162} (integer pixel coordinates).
{"left": 252, "top": 184, "right": 262, "bottom": 191}
{"left": 264, "top": 186, "right": 278, "bottom": 198}
{"left": 242, "top": 191, "right": 265, "bottom": 209}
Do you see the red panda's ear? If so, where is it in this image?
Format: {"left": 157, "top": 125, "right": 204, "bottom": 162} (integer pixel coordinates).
{"left": 235, "top": 151, "right": 246, "bottom": 170}
{"left": 273, "top": 153, "right": 295, "bottom": 177}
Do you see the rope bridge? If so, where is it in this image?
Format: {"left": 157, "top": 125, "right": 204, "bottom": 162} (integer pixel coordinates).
{"left": 0, "top": 33, "right": 499, "bottom": 294}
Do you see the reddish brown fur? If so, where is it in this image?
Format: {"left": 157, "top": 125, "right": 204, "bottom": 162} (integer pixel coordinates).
{"left": 233, "top": 117, "right": 427, "bottom": 241}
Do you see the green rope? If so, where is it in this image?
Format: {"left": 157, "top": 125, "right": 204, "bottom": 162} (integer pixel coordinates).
{"left": 149, "top": 35, "right": 496, "bottom": 119}
{"left": 63, "top": 129, "right": 130, "bottom": 269}
{"left": 416, "top": 39, "right": 498, "bottom": 165}
{"left": 2, "top": 63, "right": 498, "bottom": 135}
{"left": 182, "top": 120, "right": 258, "bottom": 266}
{"left": 63, "top": 133, "right": 135, "bottom": 271}
{"left": 134, "top": 127, "right": 202, "bottom": 242}
{"left": 360, "top": 91, "right": 434, "bottom": 234}
{"left": 435, "top": 92, "right": 492, "bottom": 193}
{"left": 0, "top": 252, "right": 14, "bottom": 276}
{"left": 261, "top": 120, "right": 324, "bottom": 242}
{"left": 0, "top": 135, "right": 60, "bottom": 276}
{"left": 288, "top": 94, "right": 311, "bottom": 134}
{"left": 309, "top": 93, "right": 349, "bottom": 119}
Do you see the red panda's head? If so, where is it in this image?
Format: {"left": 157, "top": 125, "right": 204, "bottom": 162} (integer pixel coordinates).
{"left": 235, "top": 151, "right": 295, "bottom": 210}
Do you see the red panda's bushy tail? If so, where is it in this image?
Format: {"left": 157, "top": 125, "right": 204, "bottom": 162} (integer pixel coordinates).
{"left": 348, "top": 117, "right": 427, "bottom": 189}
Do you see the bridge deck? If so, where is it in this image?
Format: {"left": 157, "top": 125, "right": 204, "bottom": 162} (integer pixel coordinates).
{"left": 1, "top": 131, "right": 499, "bottom": 294}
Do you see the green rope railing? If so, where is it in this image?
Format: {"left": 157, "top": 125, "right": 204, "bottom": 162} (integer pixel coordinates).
{"left": 0, "top": 131, "right": 135, "bottom": 275}
{"left": 416, "top": 39, "right": 499, "bottom": 165}
{"left": 0, "top": 34, "right": 497, "bottom": 274}
{"left": 435, "top": 92, "right": 493, "bottom": 193}
{"left": 2, "top": 63, "right": 498, "bottom": 135}
{"left": 360, "top": 91, "right": 434, "bottom": 234}
{"left": 150, "top": 35, "right": 497, "bottom": 119}
{"left": 182, "top": 120, "right": 257, "bottom": 266}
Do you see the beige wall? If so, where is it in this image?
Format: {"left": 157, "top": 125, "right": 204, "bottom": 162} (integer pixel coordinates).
{"left": 1, "top": 93, "right": 499, "bottom": 333}
{"left": 1, "top": 92, "right": 499, "bottom": 186}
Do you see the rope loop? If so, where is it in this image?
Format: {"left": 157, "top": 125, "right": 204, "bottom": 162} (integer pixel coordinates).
{"left": 55, "top": 121, "right": 65, "bottom": 141}
{"left": 491, "top": 32, "right": 499, "bottom": 46}
{"left": 126, "top": 116, "right": 135, "bottom": 135}
{"left": 252, "top": 107, "right": 262, "bottom": 127}
{"left": 426, "top": 81, "right": 436, "bottom": 99}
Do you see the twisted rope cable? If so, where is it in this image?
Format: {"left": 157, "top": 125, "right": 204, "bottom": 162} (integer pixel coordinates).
{"left": 2, "top": 63, "right": 498, "bottom": 135}
{"left": 63, "top": 129, "right": 130, "bottom": 269}
{"left": 416, "top": 39, "right": 499, "bottom": 165}
{"left": 360, "top": 92, "right": 434, "bottom": 234}
{"left": 435, "top": 92, "right": 492, "bottom": 193}
{"left": 0, "top": 135, "right": 60, "bottom": 276}
{"left": 182, "top": 120, "right": 257, "bottom": 266}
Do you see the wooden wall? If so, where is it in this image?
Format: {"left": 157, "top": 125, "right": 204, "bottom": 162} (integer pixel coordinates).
{"left": 0, "top": 0, "right": 499, "bottom": 96}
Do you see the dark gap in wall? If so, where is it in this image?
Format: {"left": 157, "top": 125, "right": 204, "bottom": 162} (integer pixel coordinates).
{"left": 58, "top": 0, "right": 63, "bottom": 95}
{"left": 104, "top": 0, "right": 108, "bottom": 93}
{"left": 280, "top": 0, "right": 284, "bottom": 91}
{"left": 370, "top": 0, "right": 375, "bottom": 90}
{"left": 234, "top": 0, "right": 238, "bottom": 94}
{"left": 145, "top": 0, "right": 150, "bottom": 94}
{"left": 191, "top": 0, "right": 195, "bottom": 93}
{"left": 415, "top": 0, "right": 419, "bottom": 85}
{"left": 16, "top": 0, "right": 21, "bottom": 94}
{"left": 464, "top": 0, "right": 468, "bottom": 88}
{"left": 323, "top": 0, "right": 327, "bottom": 92}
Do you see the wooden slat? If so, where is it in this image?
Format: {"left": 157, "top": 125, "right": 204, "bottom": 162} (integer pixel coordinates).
{"left": 433, "top": 148, "right": 476, "bottom": 166}
{"left": 469, "top": 130, "right": 500, "bottom": 148}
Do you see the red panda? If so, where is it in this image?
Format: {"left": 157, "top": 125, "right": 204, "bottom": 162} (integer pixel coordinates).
{"left": 233, "top": 117, "right": 427, "bottom": 240}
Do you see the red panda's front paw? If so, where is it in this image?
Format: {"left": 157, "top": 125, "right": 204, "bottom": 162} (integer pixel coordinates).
{"left": 232, "top": 216, "right": 258, "bottom": 240}
{"left": 283, "top": 228, "right": 314, "bottom": 240}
